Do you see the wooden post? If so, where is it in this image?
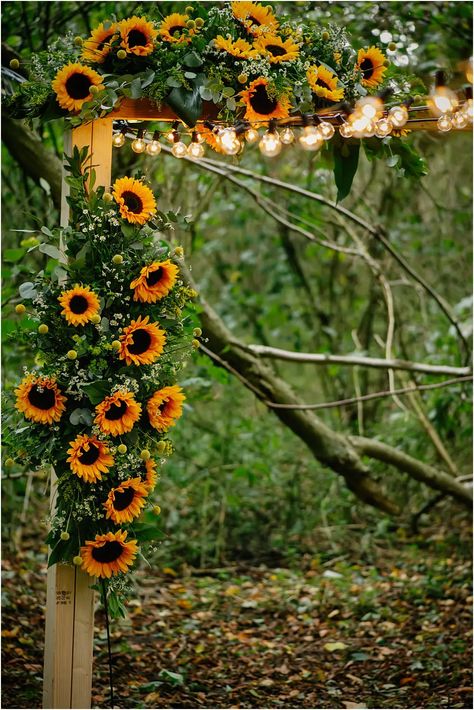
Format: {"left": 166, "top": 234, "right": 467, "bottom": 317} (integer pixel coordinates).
{"left": 43, "top": 118, "right": 113, "bottom": 710}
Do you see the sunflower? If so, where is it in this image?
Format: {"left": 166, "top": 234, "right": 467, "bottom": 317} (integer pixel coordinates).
{"left": 118, "top": 315, "right": 166, "bottom": 367}
{"left": 67, "top": 434, "right": 114, "bottom": 484}
{"left": 58, "top": 285, "right": 100, "bottom": 327}
{"left": 15, "top": 375, "right": 67, "bottom": 425}
{"left": 119, "top": 16, "right": 158, "bottom": 56}
{"left": 307, "top": 65, "right": 345, "bottom": 103}
{"left": 130, "top": 260, "right": 179, "bottom": 303}
{"left": 80, "top": 530, "right": 138, "bottom": 579}
{"left": 240, "top": 77, "right": 291, "bottom": 122}
{"left": 356, "top": 46, "right": 387, "bottom": 88}
{"left": 147, "top": 385, "right": 185, "bottom": 433}
{"left": 82, "top": 22, "right": 118, "bottom": 63}
{"left": 214, "top": 35, "right": 257, "bottom": 59}
{"left": 253, "top": 35, "right": 299, "bottom": 63}
{"left": 52, "top": 63, "right": 103, "bottom": 112}
{"left": 112, "top": 177, "right": 156, "bottom": 225}
{"left": 104, "top": 477, "right": 149, "bottom": 524}
{"left": 140, "top": 458, "right": 158, "bottom": 492}
{"left": 95, "top": 390, "right": 142, "bottom": 437}
{"left": 231, "top": 1, "right": 279, "bottom": 36}
{"left": 159, "top": 13, "right": 194, "bottom": 44}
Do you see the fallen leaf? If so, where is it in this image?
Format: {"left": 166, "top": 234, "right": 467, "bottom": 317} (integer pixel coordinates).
{"left": 324, "top": 641, "right": 348, "bottom": 652}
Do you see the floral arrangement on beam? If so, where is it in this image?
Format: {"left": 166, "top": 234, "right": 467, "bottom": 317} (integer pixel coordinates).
{"left": 4, "top": 151, "right": 197, "bottom": 615}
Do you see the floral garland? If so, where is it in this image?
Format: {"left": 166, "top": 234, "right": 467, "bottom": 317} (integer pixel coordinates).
{"left": 6, "top": 0, "right": 418, "bottom": 129}
{"left": 5, "top": 149, "right": 197, "bottom": 614}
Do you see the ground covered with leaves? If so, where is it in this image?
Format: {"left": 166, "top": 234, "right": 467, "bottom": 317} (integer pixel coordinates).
{"left": 2, "top": 523, "right": 472, "bottom": 709}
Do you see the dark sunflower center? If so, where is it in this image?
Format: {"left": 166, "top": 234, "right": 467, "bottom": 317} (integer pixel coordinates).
{"left": 169, "top": 25, "right": 184, "bottom": 37}
{"left": 266, "top": 44, "right": 287, "bottom": 57}
{"left": 250, "top": 84, "right": 277, "bottom": 115}
{"left": 122, "top": 191, "right": 143, "bottom": 214}
{"left": 113, "top": 487, "right": 135, "bottom": 511}
{"left": 127, "top": 29, "right": 147, "bottom": 47}
{"left": 69, "top": 294, "right": 89, "bottom": 314}
{"left": 127, "top": 329, "right": 152, "bottom": 355}
{"left": 249, "top": 15, "right": 261, "bottom": 26}
{"left": 65, "top": 73, "right": 93, "bottom": 100}
{"left": 27, "top": 384, "right": 56, "bottom": 410}
{"left": 360, "top": 58, "right": 374, "bottom": 79}
{"left": 105, "top": 400, "right": 128, "bottom": 421}
{"left": 315, "top": 77, "right": 330, "bottom": 89}
{"left": 146, "top": 267, "right": 163, "bottom": 286}
{"left": 91, "top": 541, "right": 123, "bottom": 563}
{"left": 78, "top": 443, "right": 100, "bottom": 466}
{"left": 97, "top": 34, "right": 114, "bottom": 52}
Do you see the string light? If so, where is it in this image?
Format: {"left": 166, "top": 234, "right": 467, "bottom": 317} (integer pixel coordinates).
{"left": 318, "top": 120, "right": 335, "bottom": 140}
{"left": 146, "top": 130, "right": 161, "bottom": 156}
{"left": 171, "top": 130, "right": 187, "bottom": 158}
{"left": 187, "top": 131, "right": 205, "bottom": 158}
{"left": 356, "top": 95, "right": 384, "bottom": 120}
{"left": 244, "top": 126, "right": 259, "bottom": 143}
{"left": 259, "top": 121, "right": 282, "bottom": 156}
{"left": 350, "top": 114, "right": 375, "bottom": 138}
{"left": 374, "top": 117, "right": 392, "bottom": 138}
{"left": 428, "top": 71, "right": 458, "bottom": 116}
{"left": 166, "top": 121, "right": 180, "bottom": 142}
{"left": 462, "top": 87, "right": 473, "bottom": 122}
{"left": 280, "top": 126, "right": 295, "bottom": 144}
{"left": 131, "top": 129, "right": 146, "bottom": 153}
{"left": 219, "top": 127, "right": 241, "bottom": 155}
{"left": 437, "top": 114, "right": 452, "bottom": 132}
{"left": 112, "top": 128, "right": 127, "bottom": 148}
{"left": 299, "top": 118, "right": 323, "bottom": 150}
{"left": 339, "top": 121, "right": 354, "bottom": 138}
{"left": 388, "top": 104, "right": 409, "bottom": 128}
{"left": 451, "top": 110, "right": 468, "bottom": 129}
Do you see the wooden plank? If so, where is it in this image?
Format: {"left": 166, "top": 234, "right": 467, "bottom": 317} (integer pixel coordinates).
{"left": 43, "top": 117, "right": 113, "bottom": 710}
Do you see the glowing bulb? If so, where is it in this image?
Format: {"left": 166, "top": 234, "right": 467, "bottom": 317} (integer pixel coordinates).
{"left": 374, "top": 117, "right": 392, "bottom": 138}
{"left": 171, "top": 141, "right": 188, "bottom": 158}
{"left": 188, "top": 141, "right": 205, "bottom": 158}
{"left": 244, "top": 127, "right": 259, "bottom": 143}
{"left": 280, "top": 127, "right": 295, "bottom": 144}
{"left": 452, "top": 111, "right": 468, "bottom": 129}
{"left": 259, "top": 131, "right": 282, "bottom": 157}
{"left": 356, "top": 96, "right": 383, "bottom": 119}
{"left": 299, "top": 125, "right": 323, "bottom": 151}
{"left": 339, "top": 122, "right": 354, "bottom": 138}
{"left": 112, "top": 132, "right": 126, "bottom": 148}
{"left": 318, "top": 121, "right": 335, "bottom": 140}
{"left": 131, "top": 137, "right": 146, "bottom": 153}
{"left": 428, "top": 87, "right": 458, "bottom": 116}
{"left": 146, "top": 140, "right": 162, "bottom": 156}
{"left": 437, "top": 114, "right": 452, "bottom": 132}
{"left": 388, "top": 105, "right": 408, "bottom": 128}
{"left": 350, "top": 114, "right": 373, "bottom": 137}
{"left": 219, "top": 128, "right": 241, "bottom": 155}
{"left": 462, "top": 99, "right": 473, "bottom": 121}
{"left": 166, "top": 130, "right": 176, "bottom": 142}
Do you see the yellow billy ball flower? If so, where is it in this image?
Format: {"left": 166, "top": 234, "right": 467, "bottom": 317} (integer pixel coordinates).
{"left": 112, "top": 254, "right": 124, "bottom": 265}
{"left": 322, "top": 31, "right": 330, "bottom": 41}
{"left": 111, "top": 340, "right": 121, "bottom": 350}
{"left": 117, "top": 49, "right": 127, "bottom": 59}
{"left": 91, "top": 314, "right": 101, "bottom": 324}
{"left": 103, "top": 192, "right": 113, "bottom": 203}
{"left": 73, "top": 555, "right": 83, "bottom": 565}
{"left": 38, "top": 324, "right": 49, "bottom": 334}
{"left": 5, "top": 458, "right": 15, "bottom": 467}
{"left": 157, "top": 441, "right": 166, "bottom": 454}
{"left": 192, "top": 339, "right": 200, "bottom": 349}
{"left": 74, "top": 36, "right": 83, "bottom": 46}
{"left": 193, "top": 327, "right": 202, "bottom": 337}
{"left": 238, "top": 73, "right": 248, "bottom": 84}
{"left": 67, "top": 350, "right": 78, "bottom": 360}
{"left": 195, "top": 18, "right": 204, "bottom": 28}
{"left": 174, "top": 246, "right": 184, "bottom": 258}
{"left": 15, "top": 304, "right": 26, "bottom": 315}
{"left": 186, "top": 20, "right": 196, "bottom": 29}
{"left": 153, "top": 505, "right": 161, "bottom": 515}
{"left": 89, "top": 85, "right": 100, "bottom": 95}
{"left": 117, "top": 444, "right": 127, "bottom": 454}
{"left": 388, "top": 41, "right": 397, "bottom": 51}
{"left": 60, "top": 531, "right": 70, "bottom": 541}
{"left": 10, "top": 58, "right": 20, "bottom": 70}
{"left": 185, "top": 5, "right": 194, "bottom": 12}
{"left": 140, "top": 449, "right": 151, "bottom": 461}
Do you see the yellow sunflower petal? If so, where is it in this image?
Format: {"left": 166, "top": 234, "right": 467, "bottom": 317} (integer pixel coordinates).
{"left": 112, "top": 176, "right": 156, "bottom": 225}
{"left": 52, "top": 63, "right": 103, "bottom": 112}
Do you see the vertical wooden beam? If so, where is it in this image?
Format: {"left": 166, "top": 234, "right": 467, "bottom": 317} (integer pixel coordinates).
{"left": 43, "top": 117, "right": 113, "bottom": 709}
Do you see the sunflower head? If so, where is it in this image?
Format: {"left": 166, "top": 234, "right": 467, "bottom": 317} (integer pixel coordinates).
{"left": 81, "top": 530, "right": 138, "bottom": 578}
{"left": 95, "top": 390, "right": 142, "bottom": 437}
{"left": 130, "top": 260, "right": 179, "bottom": 303}
{"left": 306, "top": 65, "right": 345, "bottom": 103}
{"left": 67, "top": 434, "right": 114, "bottom": 483}
{"left": 119, "top": 16, "right": 158, "bottom": 56}
{"left": 104, "top": 477, "right": 149, "bottom": 524}
{"left": 159, "top": 13, "right": 195, "bottom": 44}
{"left": 118, "top": 315, "right": 166, "bottom": 367}
{"left": 140, "top": 458, "right": 159, "bottom": 492}
{"left": 58, "top": 285, "right": 100, "bottom": 326}
{"left": 231, "top": 2, "right": 279, "bottom": 36}
{"left": 112, "top": 177, "right": 156, "bottom": 225}
{"left": 240, "top": 77, "right": 291, "bottom": 122}
{"left": 253, "top": 35, "right": 300, "bottom": 63}
{"left": 147, "top": 385, "right": 185, "bottom": 433}
{"left": 52, "top": 63, "right": 103, "bottom": 112}
{"left": 82, "top": 22, "right": 118, "bottom": 63}
{"left": 213, "top": 35, "right": 257, "bottom": 59}
{"left": 356, "top": 46, "right": 387, "bottom": 88}
{"left": 15, "top": 375, "right": 67, "bottom": 425}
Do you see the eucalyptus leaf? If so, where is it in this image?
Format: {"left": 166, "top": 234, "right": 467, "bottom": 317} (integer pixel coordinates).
{"left": 19, "top": 282, "right": 37, "bottom": 299}
{"left": 39, "top": 243, "right": 62, "bottom": 260}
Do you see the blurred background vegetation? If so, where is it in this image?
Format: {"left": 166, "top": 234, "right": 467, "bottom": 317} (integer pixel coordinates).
{"left": 2, "top": 1, "right": 472, "bottom": 569}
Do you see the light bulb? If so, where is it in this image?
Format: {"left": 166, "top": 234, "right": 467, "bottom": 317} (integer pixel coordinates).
{"left": 188, "top": 141, "right": 205, "bottom": 158}
{"left": 299, "top": 125, "right": 323, "bottom": 151}
{"left": 146, "top": 140, "right": 162, "bottom": 156}
{"left": 112, "top": 132, "right": 126, "bottom": 148}
{"left": 374, "top": 117, "right": 392, "bottom": 138}
{"left": 462, "top": 99, "right": 473, "bottom": 121}
{"left": 339, "top": 122, "right": 354, "bottom": 138}
{"left": 350, "top": 114, "right": 374, "bottom": 137}
{"left": 172, "top": 141, "right": 188, "bottom": 158}
{"left": 244, "top": 127, "right": 259, "bottom": 143}
{"left": 428, "top": 87, "right": 458, "bottom": 116}
{"left": 452, "top": 111, "right": 468, "bottom": 129}
{"left": 356, "top": 96, "right": 383, "bottom": 120}
{"left": 280, "top": 127, "right": 295, "bottom": 144}
{"left": 437, "top": 114, "right": 452, "bottom": 132}
{"left": 131, "top": 137, "right": 146, "bottom": 153}
{"left": 219, "top": 128, "right": 241, "bottom": 155}
{"left": 388, "top": 105, "right": 409, "bottom": 128}
{"left": 166, "top": 130, "right": 175, "bottom": 142}
{"left": 259, "top": 131, "right": 282, "bottom": 157}
{"left": 318, "top": 121, "right": 335, "bottom": 140}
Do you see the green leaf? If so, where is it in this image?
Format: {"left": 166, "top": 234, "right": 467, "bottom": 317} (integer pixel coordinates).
{"left": 69, "top": 408, "right": 93, "bottom": 426}
{"left": 333, "top": 140, "right": 360, "bottom": 202}
{"left": 183, "top": 51, "right": 203, "bottom": 68}
{"left": 166, "top": 84, "right": 203, "bottom": 127}
{"left": 130, "top": 78, "right": 142, "bottom": 99}
{"left": 19, "top": 281, "right": 37, "bottom": 299}
{"left": 132, "top": 524, "right": 165, "bottom": 542}
{"left": 39, "top": 243, "right": 62, "bottom": 260}
{"left": 81, "top": 380, "right": 111, "bottom": 405}
{"left": 3, "top": 248, "right": 26, "bottom": 262}
{"left": 158, "top": 669, "right": 184, "bottom": 686}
